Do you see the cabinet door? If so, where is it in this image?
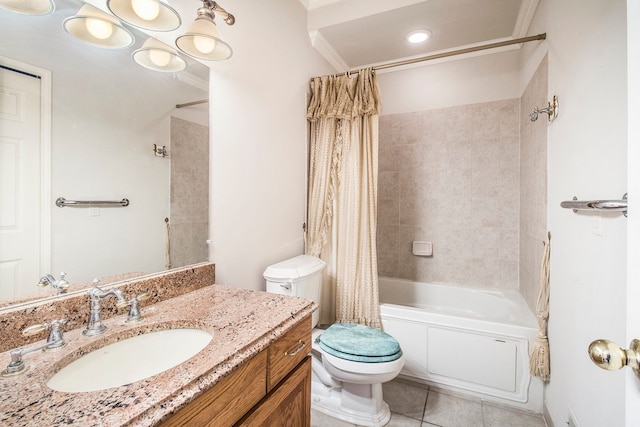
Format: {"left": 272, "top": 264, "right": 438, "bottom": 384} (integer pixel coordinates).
{"left": 162, "top": 351, "right": 267, "bottom": 427}
{"left": 237, "top": 357, "right": 311, "bottom": 427}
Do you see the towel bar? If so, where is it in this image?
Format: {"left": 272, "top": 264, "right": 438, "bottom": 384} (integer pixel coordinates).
{"left": 560, "top": 194, "right": 627, "bottom": 217}
{"left": 56, "top": 197, "right": 130, "bottom": 208}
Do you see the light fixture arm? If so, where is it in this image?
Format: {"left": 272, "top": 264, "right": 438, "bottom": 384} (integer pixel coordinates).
{"left": 202, "top": 0, "right": 235, "bottom": 25}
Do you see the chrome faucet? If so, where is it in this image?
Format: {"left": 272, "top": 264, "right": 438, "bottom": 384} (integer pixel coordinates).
{"left": 82, "top": 279, "right": 128, "bottom": 336}
{"left": 38, "top": 272, "right": 69, "bottom": 294}
{"left": 123, "top": 292, "right": 151, "bottom": 323}
{"left": 1, "top": 319, "right": 67, "bottom": 377}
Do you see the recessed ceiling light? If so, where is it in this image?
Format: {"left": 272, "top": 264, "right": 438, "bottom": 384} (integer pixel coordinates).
{"left": 407, "top": 29, "right": 431, "bottom": 44}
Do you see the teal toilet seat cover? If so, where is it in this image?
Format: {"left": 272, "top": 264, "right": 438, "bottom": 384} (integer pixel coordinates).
{"left": 318, "top": 323, "right": 402, "bottom": 363}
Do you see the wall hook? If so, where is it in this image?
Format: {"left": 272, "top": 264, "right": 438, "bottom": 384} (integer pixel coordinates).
{"left": 529, "top": 95, "right": 558, "bottom": 122}
{"left": 153, "top": 144, "right": 168, "bottom": 157}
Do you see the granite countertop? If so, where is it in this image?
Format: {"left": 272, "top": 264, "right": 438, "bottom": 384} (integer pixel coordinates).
{"left": 0, "top": 285, "right": 316, "bottom": 426}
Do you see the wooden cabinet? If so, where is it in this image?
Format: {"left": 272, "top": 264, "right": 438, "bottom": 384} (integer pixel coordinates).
{"left": 267, "top": 316, "right": 312, "bottom": 392}
{"left": 237, "top": 357, "right": 311, "bottom": 427}
{"left": 161, "top": 316, "right": 311, "bottom": 427}
{"left": 161, "top": 351, "right": 267, "bottom": 427}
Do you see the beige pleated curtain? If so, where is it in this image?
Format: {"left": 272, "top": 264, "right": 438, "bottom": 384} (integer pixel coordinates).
{"left": 305, "top": 69, "right": 382, "bottom": 328}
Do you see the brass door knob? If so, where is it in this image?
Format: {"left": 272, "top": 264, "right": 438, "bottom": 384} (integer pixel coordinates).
{"left": 588, "top": 339, "right": 640, "bottom": 378}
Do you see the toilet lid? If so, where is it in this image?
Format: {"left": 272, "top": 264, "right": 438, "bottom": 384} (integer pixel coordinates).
{"left": 318, "top": 323, "right": 402, "bottom": 363}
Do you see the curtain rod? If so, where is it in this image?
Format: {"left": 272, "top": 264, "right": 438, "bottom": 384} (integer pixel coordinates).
{"left": 334, "top": 33, "right": 547, "bottom": 76}
{"left": 176, "top": 99, "right": 209, "bottom": 109}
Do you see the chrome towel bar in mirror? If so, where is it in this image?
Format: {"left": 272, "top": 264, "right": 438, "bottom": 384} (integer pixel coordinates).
{"left": 55, "top": 197, "right": 130, "bottom": 208}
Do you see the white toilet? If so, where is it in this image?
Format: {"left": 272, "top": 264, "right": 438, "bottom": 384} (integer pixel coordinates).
{"left": 264, "top": 255, "right": 404, "bottom": 427}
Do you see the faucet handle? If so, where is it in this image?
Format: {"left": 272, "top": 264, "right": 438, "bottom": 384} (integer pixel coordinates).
{"left": 45, "top": 318, "right": 68, "bottom": 329}
{"left": 116, "top": 289, "right": 143, "bottom": 309}
{"left": 134, "top": 292, "right": 150, "bottom": 302}
{"left": 43, "top": 319, "right": 68, "bottom": 350}
{"left": 57, "top": 272, "right": 69, "bottom": 291}
{"left": 22, "top": 324, "right": 48, "bottom": 336}
{"left": 116, "top": 299, "right": 130, "bottom": 309}
{"left": 21, "top": 319, "right": 68, "bottom": 351}
{"left": 2, "top": 319, "right": 68, "bottom": 377}
{"left": 124, "top": 292, "right": 150, "bottom": 322}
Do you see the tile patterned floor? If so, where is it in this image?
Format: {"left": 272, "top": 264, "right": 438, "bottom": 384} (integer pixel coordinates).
{"left": 311, "top": 379, "right": 547, "bottom": 427}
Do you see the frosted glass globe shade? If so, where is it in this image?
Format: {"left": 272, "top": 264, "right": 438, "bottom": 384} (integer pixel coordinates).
{"left": 193, "top": 35, "right": 216, "bottom": 54}
{"left": 149, "top": 48, "right": 171, "bottom": 67}
{"left": 131, "top": 0, "right": 159, "bottom": 21}
{"left": 85, "top": 18, "right": 114, "bottom": 40}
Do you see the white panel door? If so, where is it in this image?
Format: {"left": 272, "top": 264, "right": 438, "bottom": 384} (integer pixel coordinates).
{"left": 0, "top": 65, "right": 42, "bottom": 299}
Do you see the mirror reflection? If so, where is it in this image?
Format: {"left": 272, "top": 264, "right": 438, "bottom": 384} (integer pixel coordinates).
{"left": 0, "top": 0, "right": 210, "bottom": 307}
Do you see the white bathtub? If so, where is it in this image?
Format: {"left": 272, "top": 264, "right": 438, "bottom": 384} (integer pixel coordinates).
{"left": 379, "top": 277, "right": 543, "bottom": 412}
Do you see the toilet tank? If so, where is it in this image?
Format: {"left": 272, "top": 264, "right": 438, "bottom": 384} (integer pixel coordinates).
{"left": 263, "top": 255, "right": 326, "bottom": 327}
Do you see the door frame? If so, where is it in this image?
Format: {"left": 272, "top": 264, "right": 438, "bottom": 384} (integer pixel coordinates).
{"left": 0, "top": 56, "right": 51, "bottom": 276}
{"left": 626, "top": 0, "right": 640, "bottom": 424}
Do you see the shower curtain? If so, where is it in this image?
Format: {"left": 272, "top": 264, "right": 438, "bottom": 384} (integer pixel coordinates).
{"left": 305, "top": 69, "right": 382, "bottom": 328}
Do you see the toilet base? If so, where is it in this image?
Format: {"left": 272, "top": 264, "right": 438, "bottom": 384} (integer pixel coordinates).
{"left": 311, "top": 372, "right": 391, "bottom": 427}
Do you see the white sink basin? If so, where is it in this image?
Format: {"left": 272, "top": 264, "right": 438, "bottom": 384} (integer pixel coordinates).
{"left": 47, "top": 329, "right": 212, "bottom": 393}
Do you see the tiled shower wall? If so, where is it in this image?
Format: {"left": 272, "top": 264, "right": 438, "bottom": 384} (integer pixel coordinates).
{"left": 170, "top": 117, "right": 209, "bottom": 269}
{"left": 377, "top": 99, "right": 521, "bottom": 289}
{"left": 519, "top": 55, "right": 548, "bottom": 312}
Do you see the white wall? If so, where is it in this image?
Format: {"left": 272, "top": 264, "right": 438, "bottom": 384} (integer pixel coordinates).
{"left": 523, "top": 1, "right": 628, "bottom": 426}
{"left": 208, "top": 0, "right": 334, "bottom": 290}
{"left": 52, "top": 105, "right": 171, "bottom": 283}
{"left": 377, "top": 49, "right": 523, "bottom": 115}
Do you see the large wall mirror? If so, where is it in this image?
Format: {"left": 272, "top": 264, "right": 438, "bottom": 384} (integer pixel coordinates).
{"left": 0, "top": 0, "right": 210, "bottom": 308}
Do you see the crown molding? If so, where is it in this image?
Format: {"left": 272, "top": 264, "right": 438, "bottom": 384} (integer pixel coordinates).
{"left": 300, "top": 0, "right": 343, "bottom": 11}
{"left": 513, "top": 0, "right": 540, "bottom": 38}
{"left": 308, "top": 29, "right": 349, "bottom": 72}
{"left": 178, "top": 72, "right": 209, "bottom": 92}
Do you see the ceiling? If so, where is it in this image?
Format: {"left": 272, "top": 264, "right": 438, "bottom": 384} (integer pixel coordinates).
{"left": 297, "top": 0, "right": 539, "bottom": 72}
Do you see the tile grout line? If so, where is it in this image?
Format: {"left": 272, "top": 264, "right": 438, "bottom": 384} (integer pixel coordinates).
{"left": 481, "top": 399, "right": 488, "bottom": 427}
{"left": 422, "top": 387, "right": 430, "bottom": 424}
{"left": 420, "top": 387, "right": 446, "bottom": 427}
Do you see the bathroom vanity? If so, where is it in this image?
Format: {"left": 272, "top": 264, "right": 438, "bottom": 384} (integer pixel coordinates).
{"left": 0, "top": 268, "right": 315, "bottom": 426}
{"left": 163, "top": 316, "right": 311, "bottom": 426}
